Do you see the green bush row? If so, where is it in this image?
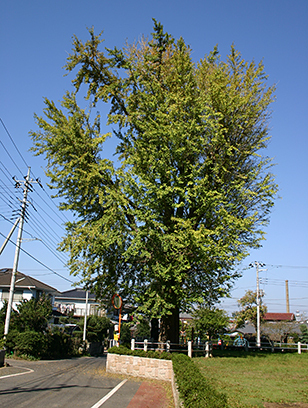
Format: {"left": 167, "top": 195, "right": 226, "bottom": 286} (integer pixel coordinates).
{"left": 108, "top": 345, "right": 172, "bottom": 360}
{"left": 4, "top": 329, "right": 83, "bottom": 359}
{"left": 108, "top": 346, "right": 227, "bottom": 407}
{"left": 172, "top": 353, "right": 227, "bottom": 408}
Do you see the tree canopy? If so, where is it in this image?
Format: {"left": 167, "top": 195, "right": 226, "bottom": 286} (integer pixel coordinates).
{"left": 192, "top": 307, "right": 229, "bottom": 340}
{"left": 30, "top": 20, "right": 277, "bottom": 343}
{"left": 234, "top": 290, "right": 267, "bottom": 331}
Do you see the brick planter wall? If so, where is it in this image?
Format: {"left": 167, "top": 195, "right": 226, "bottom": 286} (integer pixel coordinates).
{"left": 106, "top": 353, "right": 173, "bottom": 381}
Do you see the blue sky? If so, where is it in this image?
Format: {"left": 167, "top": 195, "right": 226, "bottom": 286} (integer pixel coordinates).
{"left": 1, "top": 0, "right": 307, "bottom": 316}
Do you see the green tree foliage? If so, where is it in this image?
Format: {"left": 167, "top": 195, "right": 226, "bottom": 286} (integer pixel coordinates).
{"left": 193, "top": 307, "right": 229, "bottom": 340}
{"left": 0, "top": 300, "right": 8, "bottom": 335}
{"left": 14, "top": 295, "right": 52, "bottom": 332}
{"left": 1, "top": 295, "right": 52, "bottom": 357}
{"left": 262, "top": 320, "right": 298, "bottom": 343}
{"left": 80, "top": 315, "right": 110, "bottom": 343}
{"left": 234, "top": 290, "right": 267, "bottom": 331}
{"left": 30, "top": 21, "right": 277, "bottom": 343}
{"left": 14, "top": 331, "right": 48, "bottom": 358}
{"left": 135, "top": 317, "right": 151, "bottom": 339}
{"left": 300, "top": 324, "right": 308, "bottom": 344}
{"left": 0, "top": 297, "right": 83, "bottom": 358}
{"left": 119, "top": 322, "right": 132, "bottom": 345}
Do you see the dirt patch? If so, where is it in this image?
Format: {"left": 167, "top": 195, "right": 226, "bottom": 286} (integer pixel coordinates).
{"left": 264, "top": 403, "right": 308, "bottom": 408}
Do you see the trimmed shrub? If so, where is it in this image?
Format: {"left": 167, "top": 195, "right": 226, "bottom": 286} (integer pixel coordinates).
{"left": 108, "top": 345, "right": 172, "bottom": 360}
{"left": 172, "top": 353, "right": 227, "bottom": 408}
{"left": 4, "top": 329, "right": 19, "bottom": 354}
{"left": 14, "top": 331, "right": 48, "bottom": 358}
{"left": 108, "top": 346, "right": 227, "bottom": 407}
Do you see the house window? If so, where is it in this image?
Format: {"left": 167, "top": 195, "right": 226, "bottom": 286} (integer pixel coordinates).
{"left": 1, "top": 289, "right": 23, "bottom": 302}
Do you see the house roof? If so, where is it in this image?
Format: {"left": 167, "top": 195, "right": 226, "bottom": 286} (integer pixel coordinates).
{"left": 264, "top": 312, "right": 295, "bottom": 321}
{"left": 237, "top": 324, "right": 256, "bottom": 335}
{"left": 55, "top": 288, "right": 96, "bottom": 301}
{"left": 0, "top": 268, "right": 57, "bottom": 293}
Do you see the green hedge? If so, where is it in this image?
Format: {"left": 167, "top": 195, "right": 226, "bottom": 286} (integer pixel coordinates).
{"left": 108, "top": 345, "right": 172, "bottom": 360}
{"left": 14, "top": 331, "right": 48, "bottom": 358}
{"left": 108, "top": 346, "right": 227, "bottom": 407}
{"left": 172, "top": 353, "right": 227, "bottom": 408}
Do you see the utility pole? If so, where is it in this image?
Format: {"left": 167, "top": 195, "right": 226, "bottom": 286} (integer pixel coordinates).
{"left": 250, "top": 261, "right": 266, "bottom": 348}
{"left": 83, "top": 290, "right": 89, "bottom": 342}
{"left": 285, "top": 280, "right": 290, "bottom": 313}
{"left": 256, "top": 261, "right": 261, "bottom": 348}
{"left": 3, "top": 167, "right": 38, "bottom": 338}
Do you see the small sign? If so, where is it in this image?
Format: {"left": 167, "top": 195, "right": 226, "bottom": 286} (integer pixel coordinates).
{"left": 112, "top": 294, "right": 123, "bottom": 310}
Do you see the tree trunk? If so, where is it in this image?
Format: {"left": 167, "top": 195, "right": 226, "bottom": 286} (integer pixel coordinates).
{"left": 151, "top": 318, "right": 159, "bottom": 342}
{"left": 159, "top": 307, "right": 180, "bottom": 344}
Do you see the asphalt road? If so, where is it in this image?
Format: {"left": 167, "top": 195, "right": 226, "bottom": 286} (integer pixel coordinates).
{"left": 0, "top": 356, "right": 141, "bottom": 408}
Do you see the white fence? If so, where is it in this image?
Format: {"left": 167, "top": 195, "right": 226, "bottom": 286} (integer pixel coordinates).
{"left": 248, "top": 341, "right": 308, "bottom": 354}
{"left": 130, "top": 339, "right": 308, "bottom": 356}
{"left": 131, "top": 339, "right": 212, "bottom": 358}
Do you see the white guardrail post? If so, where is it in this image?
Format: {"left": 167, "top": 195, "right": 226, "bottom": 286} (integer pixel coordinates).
{"left": 298, "top": 341, "right": 301, "bottom": 354}
{"left": 188, "top": 341, "right": 192, "bottom": 358}
{"left": 205, "top": 341, "right": 210, "bottom": 358}
{"left": 131, "top": 338, "right": 135, "bottom": 350}
{"left": 144, "top": 339, "right": 148, "bottom": 352}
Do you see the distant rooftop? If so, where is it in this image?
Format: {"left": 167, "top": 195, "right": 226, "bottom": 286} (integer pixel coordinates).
{"left": 264, "top": 312, "right": 295, "bottom": 321}
{"left": 0, "top": 268, "right": 57, "bottom": 293}
{"left": 55, "top": 288, "right": 96, "bottom": 300}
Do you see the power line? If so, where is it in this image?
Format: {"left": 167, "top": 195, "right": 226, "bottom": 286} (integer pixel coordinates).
{"left": 0, "top": 173, "right": 69, "bottom": 261}
{"left": 26, "top": 211, "right": 66, "bottom": 250}
{"left": 37, "top": 239, "right": 69, "bottom": 266}
{"left": 0, "top": 161, "right": 22, "bottom": 190}
{"left": 0, "top": 119, "right": 69, "bottom": 224}
{"left": 266, "top": 264, "right": 308, "bottom": 269}
{"left": 0, "top": 139, "right": 24, "bottom": 176}
{"left": 0, "top": 181, "right": 19, "bottom": 204}
{"left": 0, "top": 229, "right": 74, "bottom": 284}
{"left": 0, "top": 212, "right": 69, "bottom": 265}
{"left": 32, "top": 182, "right": 70, "bottom": 224}
{"left": 0, "top": 118, "right": 29, "bottom": 169}
{"left": 30, "top": 193, "right": 68, "bottom": 235}
{"left": 1, "top": 182, "right": 68, "bottom": 248}
{"left": 261, "top": 278, "right": 308, "bottom": 288}
{"left": 0, "top": 195, "right": 15, "bottom": 209}
{"left": 0, "top": 120, "right": 70, "bottom": 235}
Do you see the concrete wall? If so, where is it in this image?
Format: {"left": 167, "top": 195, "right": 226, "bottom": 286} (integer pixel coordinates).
{"left": 106, "top": 353, "right": 182, "bottom": 407}
{"left": 106, "top": 353, "right": 173, "bottom": 381}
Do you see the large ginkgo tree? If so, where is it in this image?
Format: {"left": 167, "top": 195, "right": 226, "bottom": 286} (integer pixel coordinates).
{"left": 31, "top": 21, "right": 277, "bottom": 343}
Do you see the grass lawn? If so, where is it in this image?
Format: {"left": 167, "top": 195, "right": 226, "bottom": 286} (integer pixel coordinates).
{"left": 194, "top": 350, "right": 308, "bottom": 407}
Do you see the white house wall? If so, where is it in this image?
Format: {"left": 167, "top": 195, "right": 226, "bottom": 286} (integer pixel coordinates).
{"left": 22, "top": 289, "right": 34, "bottom": 301}
{"left": 55, "top": 300, "right": 105, "bottom": 317}
{"left": 0, "top": 288, "right": 55, "bottom": 310}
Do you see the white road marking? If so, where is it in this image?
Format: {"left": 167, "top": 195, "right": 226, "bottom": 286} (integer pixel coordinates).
{"left": 90, "top": 379, "right": 128, "bottom": 408}
{"left": 0, "top": 366, "right": 34, "bottom": 379}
